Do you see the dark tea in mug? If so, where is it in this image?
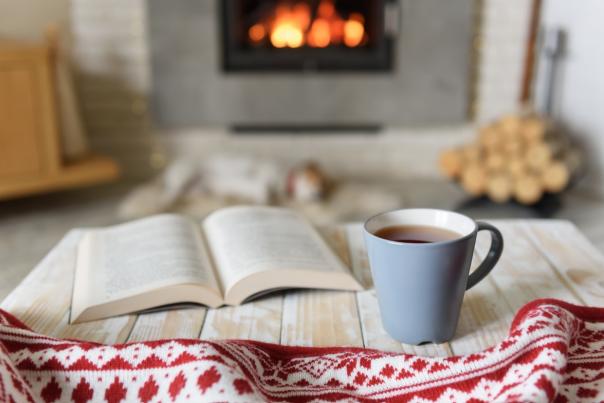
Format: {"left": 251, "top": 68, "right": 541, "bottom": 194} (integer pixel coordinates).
{"left": 374, "top": 225, "right": 461, "bottom": 244}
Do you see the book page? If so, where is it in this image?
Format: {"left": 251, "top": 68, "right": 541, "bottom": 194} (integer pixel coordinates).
{"left": 202, "top": 206, "right": 351, "bottom": 295}
{"left": 79, "top": 214, "right": 220, "bottom": 307}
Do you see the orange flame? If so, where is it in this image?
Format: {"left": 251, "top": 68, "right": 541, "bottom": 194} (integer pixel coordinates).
{"left": 308, "top": 18, "right": 331, "bottom": 48}
{"left": 343, "top": 20, "right": 364, "bottom": 47}
{"left": 249, "top": 1, "right": 366, "bottom": 49}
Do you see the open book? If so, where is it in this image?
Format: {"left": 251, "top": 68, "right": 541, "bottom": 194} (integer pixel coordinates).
{"left": 71, "top": 206, "right": 362, "bottom": 323}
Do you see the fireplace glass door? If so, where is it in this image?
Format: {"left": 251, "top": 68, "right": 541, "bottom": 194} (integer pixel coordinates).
{"left": 220, "top": 0, "right": 395, "bottom": 72}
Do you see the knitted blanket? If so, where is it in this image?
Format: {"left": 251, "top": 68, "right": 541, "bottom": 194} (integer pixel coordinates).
{"left": 0, "top": 299, "right": 603, "bottom": 402}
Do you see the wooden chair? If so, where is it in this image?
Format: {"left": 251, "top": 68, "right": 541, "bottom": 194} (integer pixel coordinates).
{"left": 0, "top": 36, "right": 119, "bottom": 200}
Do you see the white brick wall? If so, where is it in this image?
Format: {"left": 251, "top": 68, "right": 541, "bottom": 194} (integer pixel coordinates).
{"left": 71, "top": 0, "right": 150, "bottom": 92}
{"left": 70, "top": 0, "right": 158, "bottom": 178}
{"left": 475, "top": 0, "right": 532, "bottom": 123}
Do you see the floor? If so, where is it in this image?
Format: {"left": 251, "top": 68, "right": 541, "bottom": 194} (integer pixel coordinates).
{"left": 1, "top": 179, "right": 603, "bottom": 302}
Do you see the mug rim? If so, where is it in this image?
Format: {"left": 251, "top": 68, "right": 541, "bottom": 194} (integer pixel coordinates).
{"left": 363, "top": 208, "right": 477, "bottom": 247}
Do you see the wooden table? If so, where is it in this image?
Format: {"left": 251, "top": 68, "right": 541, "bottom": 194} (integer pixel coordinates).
{"left": 3, "top": 220, "right": 604, "bottom": 357}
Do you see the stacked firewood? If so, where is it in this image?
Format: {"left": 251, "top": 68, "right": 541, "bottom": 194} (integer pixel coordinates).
{"left": 439, "top": 114, "right": 581, "bottom": 205}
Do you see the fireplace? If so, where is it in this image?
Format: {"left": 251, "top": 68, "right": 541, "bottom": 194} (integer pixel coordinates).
{"left": 147, "top": 0, "right": 474, "bottom": 127}
{"left": 221, "top": 0, "right": 395, "bottom": 72}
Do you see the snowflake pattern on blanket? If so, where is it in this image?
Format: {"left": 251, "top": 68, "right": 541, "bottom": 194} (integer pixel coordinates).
{"left": 0, "top": 299, "right": 603, "bottom": 402}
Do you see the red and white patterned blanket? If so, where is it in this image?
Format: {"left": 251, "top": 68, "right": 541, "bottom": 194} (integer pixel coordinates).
{"left": 0, "top": 299, "right": 603, "bottom": 402}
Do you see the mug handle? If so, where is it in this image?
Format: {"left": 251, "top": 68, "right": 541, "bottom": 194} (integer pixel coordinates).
{"left": 466, "top": 222, "right": 504, "bottom": 290}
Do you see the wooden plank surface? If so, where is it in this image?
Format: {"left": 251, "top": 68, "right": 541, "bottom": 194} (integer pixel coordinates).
{"left": 280, "top": 226, "right": 363, "bottom": 347}
{"left": 477, "top": 221, "right": 580, "bottom": 309}
{"left": 59, "top": 315, "right": 135, "bottom": 345}
{"left": 2, "top": 220, "right": 604, "bottom": 357}
{"left": 281, "top": 290, "right": 363, "bottom": 347}
{"left": 450, "top": 248, "right": 513, "bottom": 355}
{"left": 0, "top": 231, "right": 81, "bottom": 335}
{"left": 127, "top": 308, "right": 207, "bottom": 342}
{"left": 521, "top": 220, "right": 604, "bottom": 306}
{"left": 200, "top": 295, "right": 282, "bottom": 343}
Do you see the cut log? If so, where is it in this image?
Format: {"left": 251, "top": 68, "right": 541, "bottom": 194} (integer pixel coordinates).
{"left": 438, "top": 149, "right": 464, "bottom": 179}
{"left": 541, "top": 161, "right": 570, "bottom": 192}
{"left": 525, "top": 143, "right": 552, "bottom": 171}
{"left": 522, "top": 117, "right": 547, "bottom": 143}
{"left": 461, "top": 164, "right": 487, "bottom": 196}
{"left": 514, "top": 174, "right": 543, "bottom": 205}
{"left": 486, "top": 173, "right": 513, "bottom": 203}
{"left": 443, "top": 112, "right": 581, "bottom": 202}
{"left": 503, "top": 138, "right": 524, "bottom": 156}
{"left": 507, "top": 157, "right": 527, "bottom": 179}
{"left": 479, "top": 127, "right": 500, "bottom": 152}
{"left": 485, "top": 152, "right": 505, "bottom": 172}
{"left": 500, "top": 115, "right": 522, "bottom": 137}
{"left": 462, "top": 144, "right": 482, "bottom": 163}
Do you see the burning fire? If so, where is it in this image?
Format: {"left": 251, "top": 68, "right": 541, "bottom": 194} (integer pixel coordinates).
{"left": 248, "top": 0, "right": 367, "bottom": 49}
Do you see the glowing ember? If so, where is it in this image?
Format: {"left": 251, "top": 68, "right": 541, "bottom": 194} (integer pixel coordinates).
{"left": 248, "top": 23, "right": 266, "bottom": 43}
{"left": 248, "top": 0, "right": 367, "bottom": 49}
